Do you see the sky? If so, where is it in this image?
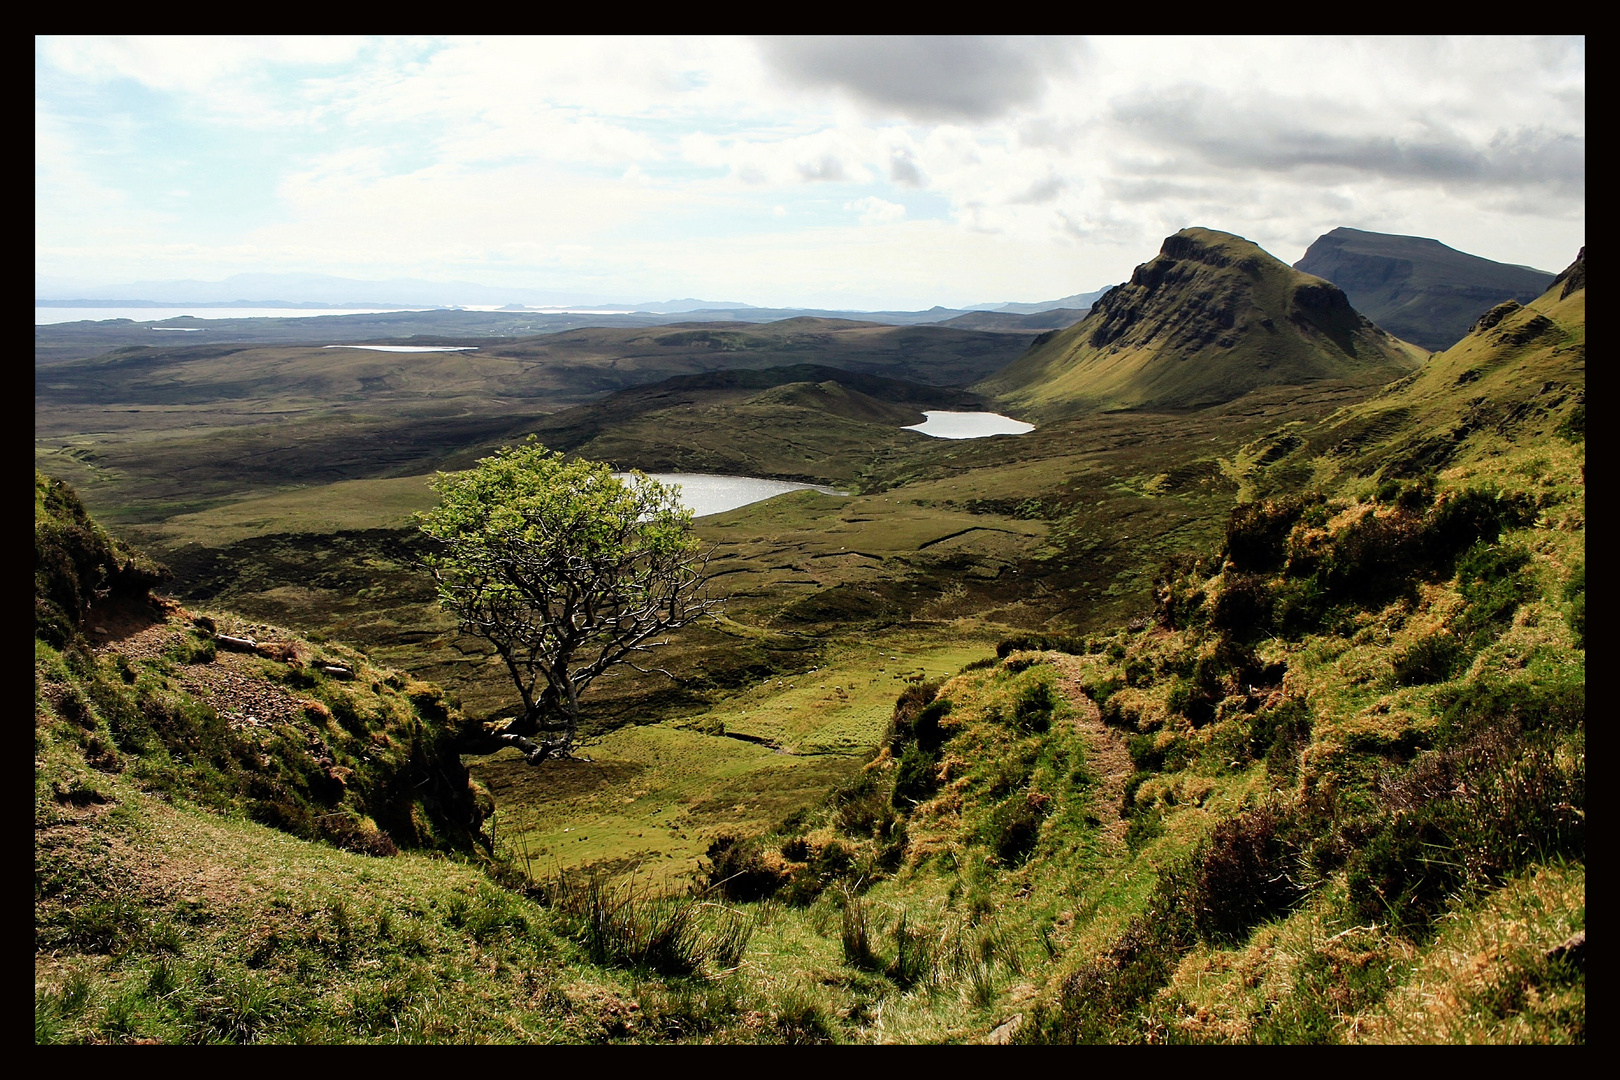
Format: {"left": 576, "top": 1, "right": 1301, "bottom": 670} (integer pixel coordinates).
{"left": 35, "top": 36, "right": 1585, "bottom": 310}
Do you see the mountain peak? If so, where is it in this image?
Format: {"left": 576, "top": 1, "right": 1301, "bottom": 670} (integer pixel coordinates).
{"left": 976, "top": 227, "right": 1421, "bottom": 419}
{"left": 1294, "top": 228, "right": 1555, "bottom": 351}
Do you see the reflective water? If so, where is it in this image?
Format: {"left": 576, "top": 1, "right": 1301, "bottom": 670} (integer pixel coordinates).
{"left": 323, "top": 345, "right": 477, "bottom": 353}
{"left": 617, "top": 473, "right": 845, "bottom": 517}
{"left": 903, "top": 410, "right": 1034, "bottom": 439}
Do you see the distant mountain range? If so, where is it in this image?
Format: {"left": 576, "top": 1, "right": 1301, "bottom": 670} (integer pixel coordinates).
{"left": 35, "top": 272, "right": 1107, "bottom": 327}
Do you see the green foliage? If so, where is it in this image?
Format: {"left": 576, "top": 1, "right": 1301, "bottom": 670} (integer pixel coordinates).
{"left": 1185, "top": 804, "right": 1306, "bottom": 944}
{"left": 419, "top": 440, "right": 720, "bottom": 755}
{"left": 995, "top": 633, "right": 1087, "bottom": 658}
{"left": 701, "top": 835, "right": 785, "bottom": 903}
{"left": 891, "top": 742, "right": 940, "bottom": 808}
{"left": 1563, "top": 563, "right": 1585, "bottom": 648}
{"left": 34, "top": 471, "right": 169, "bottom": 646}
{"left": 1337, "top": 682, "right": 1585, "bottom": 936}
{"left": 1225, "top": 497, "right": 1314, "bottom": 572}
{"left": 980, "top": 792, "right": 1050, "bottom": 867}
{"left": 1390, "top": 632, "right": 1466, "bottom": 686}
{"left": 1452, "top": 541, "right": 1535, "bottom": 650}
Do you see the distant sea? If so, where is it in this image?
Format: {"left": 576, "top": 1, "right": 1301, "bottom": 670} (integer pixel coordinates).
{"left": 34, "top": 306, "right": 428, "bottom": 325}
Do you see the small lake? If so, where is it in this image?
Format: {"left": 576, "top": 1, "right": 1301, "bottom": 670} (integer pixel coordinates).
{"left": 618, "top": 473, "right": 845, "bottom": 518}
{"left": 324, "top": 345, "right": 478, "bottom": 353}
{"left": 903, "top": 411, "right": 1034, "bottom": 439}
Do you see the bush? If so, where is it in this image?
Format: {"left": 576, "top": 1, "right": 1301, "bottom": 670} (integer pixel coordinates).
{"left": 891, "top": 742, "right": 940, "bottom": 808}
{"left": 702, "top": 836, "right": 785, "bottom": 902}
{"left": 1225, "top": 497, "right": 1314, "bottom": 572}
{"left": 995, "top": 633, "right": 1086, "bottom": 658}
{"left": 1344, "top": 709, "right": 1584, "bottom": 936}
{"left": 1186, "top": 805, "right": 1305, "bottom": 944}
{"left": 982, "top": 793, "right": 1049, "bottom": 867}
{"left": 1250, "top": 700, "right": 1312, "bottom": 780}
{"left": 1012, "top": 681, "right": 1056, "bottom": 733}
{"left": 1563, "top": 563, "right": 1585, "bottom": 648}
{"left": 1209, "top": 573, "right": 1275, "bottom": 643}
{"left": 883, "top": 683, "right": 944, "bottom": 751}
{"left": 1390, "top": 632, "right": 1466, "bottom": 686}
{"left": 1453, "top": 541, "right": 1535, "bottom": 649}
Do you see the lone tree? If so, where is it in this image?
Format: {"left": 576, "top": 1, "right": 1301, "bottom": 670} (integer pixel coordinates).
{"left": 418, "top": 441, "right": 722, "bottom": 762}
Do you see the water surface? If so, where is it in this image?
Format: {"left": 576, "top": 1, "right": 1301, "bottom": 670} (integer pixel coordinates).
{"left": 903, "top": 410, "right": 1034, "bottom": 439}
{"left": 324, "top": 345, "right": 478, "bottom": 353}
{"left": 619, "top": 473, "right": 845, "bottom": 517}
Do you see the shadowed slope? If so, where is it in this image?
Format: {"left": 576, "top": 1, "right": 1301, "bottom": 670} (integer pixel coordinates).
{"left": 1294, "top": 227, "right": 1555, "bottom": 352}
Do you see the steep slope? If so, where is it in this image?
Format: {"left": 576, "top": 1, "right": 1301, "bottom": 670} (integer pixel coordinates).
{"left": 1254, "top": 246, "right": 1585, "bottom": 492}
{"left": 1294, "top": 227, "right": 1554, "bottom": 352}
{"left": 979, "top": 228, "right": 1423, "bottom": 420}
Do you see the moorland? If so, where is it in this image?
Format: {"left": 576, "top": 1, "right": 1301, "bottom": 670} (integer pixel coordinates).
{"left": 35, "top": 228, "right": 1584, "bottom": 1043}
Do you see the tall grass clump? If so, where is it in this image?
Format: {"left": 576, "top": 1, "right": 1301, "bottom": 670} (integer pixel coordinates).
{"left": 544, "top": 872, "right": 753, "bottom": 978}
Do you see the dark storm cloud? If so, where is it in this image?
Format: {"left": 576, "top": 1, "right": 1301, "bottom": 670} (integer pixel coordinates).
{"left": 758, "top": 36, "right": 1080, "bottom": 122}
{"left": 1111, "top": 87, "right": 1585, "bottom": 198}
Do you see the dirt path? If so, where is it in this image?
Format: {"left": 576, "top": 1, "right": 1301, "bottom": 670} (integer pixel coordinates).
{"left": 1047, "top": 654, "right": 1133, "bottom": 852}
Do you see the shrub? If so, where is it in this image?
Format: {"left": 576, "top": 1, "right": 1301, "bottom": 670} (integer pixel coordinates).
{"left": 1186, "top": 804, "right": 1305, "bottom": 944}
{"left": 891, "top": 742, "right": 941, "bottom": 808}
{"left": 1209, "top": 573, "right": 1275, "bottom": 643}
{"left": 1250, "top": 700, "right": 1312, "bottom": 780}
{"left": 1452, "top": 541, "right": 1535, "bottom": 649}
{"left": 1344, "top": 714, "right": 1584, "bottom": 936}
{"left": 1390, "top": 632, "right": 1466, "bottom": 686}
{"left": 702, "top": 835, "right": 786, "bottom": 902}
{"left": 1012, "top": 681, "right": 1056, "bottom": 733}
{"left": 1563, "top": 563, "right": 1585, "bottom": 648}
{"left": 1033, "top": 866, "right": 1197, "bottom": 1043}
{"left": 982, "top": 792, "right": 1049, "bottom": 867}
{"left": 883, "top": 683, "right": 945, "bottom": 751}
{"left": 1225, "top": 497, "right": 1314, "bottom": 572}
{"left": 996, "top": 633, "right": 1086, "bottom": 658}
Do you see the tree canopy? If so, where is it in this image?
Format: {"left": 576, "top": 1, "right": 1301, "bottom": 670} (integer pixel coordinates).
{"left": 418, "top": 442, "right": 721, "bottom": 761}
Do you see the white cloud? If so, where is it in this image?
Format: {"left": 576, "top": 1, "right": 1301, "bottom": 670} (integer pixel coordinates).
{"left": 846, "top": 196, "right": 906, "bottom": 225}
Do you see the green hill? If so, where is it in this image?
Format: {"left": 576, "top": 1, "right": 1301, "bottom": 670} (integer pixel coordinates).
{"left": 978, "top": 228, "right": 1424, "bottom": 420}
{"left": 1293, "top": 227, "right": 1555, "bottom": 352}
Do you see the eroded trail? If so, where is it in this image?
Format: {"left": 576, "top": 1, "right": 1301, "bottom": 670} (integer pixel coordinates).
{"left": 1047, "top": 654, "right": 1133, "bottom": 851}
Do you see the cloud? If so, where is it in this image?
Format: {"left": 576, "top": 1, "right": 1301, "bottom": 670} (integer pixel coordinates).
{"left": 798, "top": 155, "right": 849, "bottom": 182}
{"left": 1011, "top": 175, "right": 1066, "bottom": 204}
{"left": 846, "top": 196, "right": 906, "bottom": 225}
{"left": 757, "top": 36, "right": 1080, "bottom": 122}
{"left": 1110, "top": 85, "right": 1585, "bottom": 197}
{"left": 889, "top": 148, "right": 925, "bottom": 187}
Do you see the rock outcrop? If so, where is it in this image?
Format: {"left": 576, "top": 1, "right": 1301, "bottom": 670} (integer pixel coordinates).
{"left": 978, "top": 228, "right": 1423, "bottom": 420}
